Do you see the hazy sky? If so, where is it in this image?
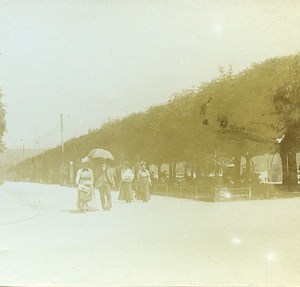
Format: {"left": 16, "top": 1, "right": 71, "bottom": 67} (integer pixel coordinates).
{"left": 0, "top": 0, "right": 299, "bottom": 149}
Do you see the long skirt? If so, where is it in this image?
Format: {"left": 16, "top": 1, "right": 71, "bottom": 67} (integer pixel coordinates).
{"left": 134, "top": 180, "right": 143, "bottom": 200}
{"left": 139, "top": 178, "right": 151, "bottom": 202}
{"left": 77, "top": 189, "right": 92, "bottom": 210}
{"left": 118, "top": 181, "right": 133, "bottom": 201}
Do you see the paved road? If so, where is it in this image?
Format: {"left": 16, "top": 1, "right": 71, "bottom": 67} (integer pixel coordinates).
{"left": 0, "top": 181, "right": 300, "bottom": 286}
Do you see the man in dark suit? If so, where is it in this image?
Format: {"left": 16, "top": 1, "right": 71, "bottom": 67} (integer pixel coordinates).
{"left": 96, "top": 162, "right": 115, "bottom": 211}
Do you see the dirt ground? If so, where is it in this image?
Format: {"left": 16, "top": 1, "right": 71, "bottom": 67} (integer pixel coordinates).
{"left": 0, "top": 181, "right": 300, "bottom": 286}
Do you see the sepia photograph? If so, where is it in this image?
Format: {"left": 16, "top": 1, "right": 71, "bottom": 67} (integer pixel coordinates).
{"left": 0, "top": 0, "right": 300, "bottom": 286}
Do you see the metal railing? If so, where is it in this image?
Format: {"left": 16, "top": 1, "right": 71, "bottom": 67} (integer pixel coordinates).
{"left": 152, "top": 183, "right": 215, "bottom": 202}
{"left": 152, "top": 182, "right": 300, "bottom": 202}
{"left": 152, "top": 183, "right": 252, "bottom": 202}
{"left": 214, "top": 186, "right": 251, "bottom": 202}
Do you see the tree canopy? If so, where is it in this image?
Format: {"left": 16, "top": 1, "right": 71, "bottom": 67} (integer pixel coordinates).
{"left": 7, "top": 54, "right": 300, "bottom": 184}
{"left": 0, "top": 88, "right": 6, "bottom": 152}
{"left": 201, "top": 56, "right": 299, "bottom": 152}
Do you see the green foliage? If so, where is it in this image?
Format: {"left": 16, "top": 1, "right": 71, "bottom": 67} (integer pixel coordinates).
{"left": 274, "top": 82, "right": 300, "bottom": 127}
{"left": 0, "top": 89, "right": 6, "bottom": 152}
{"left": 201, "top": 54, "right": 300, "bottom": 156}
{"left": 7, "top": 53, "right": 300, "bottom": 182}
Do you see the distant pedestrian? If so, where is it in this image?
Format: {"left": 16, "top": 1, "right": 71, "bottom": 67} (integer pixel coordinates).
{"left": 161, "top": 171, "right": 168, "bottom": 183}
{"left": 69, "top": 161, "right": 74, "bottom": 187}
{"left": 118, "top": 161, "right": 134, "bottom": 203}
{"left": 95, "top": 162, "right": 115, "bottom": 211}
{"left": 137, "top": 161, "right": 151, "bottom": 202}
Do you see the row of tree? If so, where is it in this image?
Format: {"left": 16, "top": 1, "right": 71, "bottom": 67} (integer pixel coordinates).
{"left": 6, "top": 54, "right": 300, "bottom": 186}
{"left": 0, "top": 89, "right": 6, "bottom": 152}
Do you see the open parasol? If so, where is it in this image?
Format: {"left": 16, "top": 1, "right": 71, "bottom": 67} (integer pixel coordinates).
{"left": 87, "top": 148, "right": 114, "bottom": 160}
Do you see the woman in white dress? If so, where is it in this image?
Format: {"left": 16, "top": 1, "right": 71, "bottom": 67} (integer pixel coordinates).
{"left": 76, "top": 157, "right": 94, "bottom": 212}
{"left": 118, "top": 161, "right": 134, "bottom": 203}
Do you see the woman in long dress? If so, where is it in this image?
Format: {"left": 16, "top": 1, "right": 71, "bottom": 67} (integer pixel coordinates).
{"left": 137, "top": 161, "right": 151, "bottom": 202}
{"left": 76, "top": 157, "right": 94, "bottom": 212}
{"left": 118, "top": 162, "right": 134, "bottom": 203}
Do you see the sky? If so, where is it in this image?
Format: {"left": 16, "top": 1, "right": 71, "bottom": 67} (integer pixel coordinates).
{"left": 0, "top": 0, "right": 299, "bottom": 149}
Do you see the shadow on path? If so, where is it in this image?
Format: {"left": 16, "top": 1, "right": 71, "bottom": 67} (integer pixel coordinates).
{"left": 61, "top": 208, "right": 100, "bottom": 214}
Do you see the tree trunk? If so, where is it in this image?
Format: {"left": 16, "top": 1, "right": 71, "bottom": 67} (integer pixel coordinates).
{"left": 170, "top": 162, "right": 177, "bottom": 182}
{"left": 168, "top": 162, "right": 172, "bottom": 179}
{"left": 173, "top": 162, "right": 176, "bottom": 178}
{"left": 280, "top": 152, "right": 288, "bottom": 184}
{"left": 157, "top": 162, "right": 163, "bottom": 181}
{"left": 192, "top": 163, "right": 196, "bottom": 180}
{"left": 288, "top": 152, "right": 298, "bottom": 185}
{"left": 194, "top": 163, "right": 199, "bottom": 179}
{"left": 280, "top": 152, "right": 297, "bottom": 185}
{"left": 234, "top": 154, "right": 241, "bottom": 186}
{"left": 245, "top": 154, "right": 251, "bottom": 183}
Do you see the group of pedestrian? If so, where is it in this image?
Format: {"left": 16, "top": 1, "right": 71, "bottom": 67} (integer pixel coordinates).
{"left": 75, "top": 158, "right": 152, "bottom": 212}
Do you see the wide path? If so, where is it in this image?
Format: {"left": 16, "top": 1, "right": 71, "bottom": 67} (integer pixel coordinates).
{"left": 0, "top": 181, "right": 299, "bottom": 286}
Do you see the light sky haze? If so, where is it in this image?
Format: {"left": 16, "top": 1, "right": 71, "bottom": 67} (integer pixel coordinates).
{"left": 0, "top": 0, "right": 299, "bottom": 148}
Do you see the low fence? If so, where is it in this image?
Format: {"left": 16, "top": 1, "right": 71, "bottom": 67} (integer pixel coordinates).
{"left": 266, "top": 183, "right": 300, "bottom": 198}
{"left": 152, "top": 183, "right": 252, "bottom": 202}
{"left": 214, "top": 186, "right": 251, "bottom": 201}
{"left": 152, "top": 183, "right": 300, "bottom": 202}
{"left": 152, "top": 183, "right": 214, "bottom": 201}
